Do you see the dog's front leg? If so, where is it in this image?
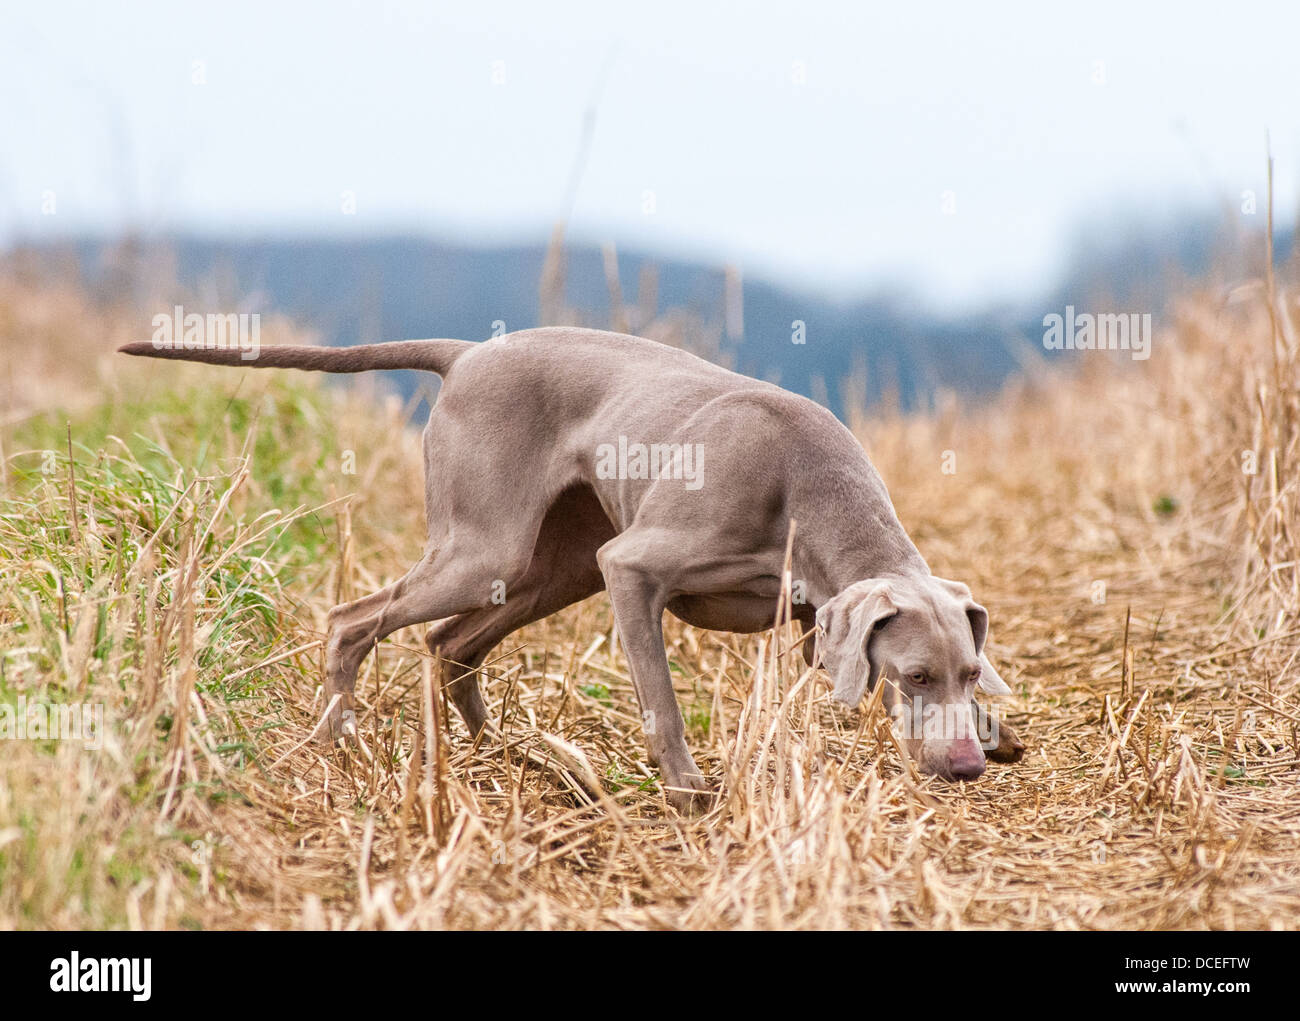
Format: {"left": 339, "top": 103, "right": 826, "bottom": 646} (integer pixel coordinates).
{"left": 597, "top": 540, "right": 713, "bottom": 815}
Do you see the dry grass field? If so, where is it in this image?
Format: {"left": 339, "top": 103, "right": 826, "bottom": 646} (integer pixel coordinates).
{"left": 0, "top": 244, "right": 1297, "bottom": 930}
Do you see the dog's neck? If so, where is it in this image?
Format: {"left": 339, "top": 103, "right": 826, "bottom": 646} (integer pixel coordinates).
{"left": 786, "top": 427, "right": 933, "bottom": 609}
{"left": 797, "top": 528, "right": 930, "bottom": 610}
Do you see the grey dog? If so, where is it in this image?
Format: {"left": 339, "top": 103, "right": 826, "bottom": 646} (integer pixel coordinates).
{"left": 120, "top": 327, "right": 1024, "bottom": 811}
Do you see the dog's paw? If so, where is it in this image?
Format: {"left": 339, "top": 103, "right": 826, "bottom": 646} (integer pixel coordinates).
{"left": 315, "top": 690, "right": 359, "bottom": 748}
{"left": 987, "top": 722, "right": 1026, "bottom": 764}
{"left": 663, "top": 771, "right": 717, "bottom": 816}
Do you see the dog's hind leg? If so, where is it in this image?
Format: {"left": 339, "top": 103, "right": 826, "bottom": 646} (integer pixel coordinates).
{"left": 319, "top": 530, "right": 540, "bottom": 742}
{"left": 423, "top": 568, "right": 604, "bottom": 737}
{"left": 423, "top": 483, "right": 614, "bottom": 736}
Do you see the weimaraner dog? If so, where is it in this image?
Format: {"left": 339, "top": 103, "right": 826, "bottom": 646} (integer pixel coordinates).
{"left": 121, "top": 328, "right": 1024, "bottom": 811}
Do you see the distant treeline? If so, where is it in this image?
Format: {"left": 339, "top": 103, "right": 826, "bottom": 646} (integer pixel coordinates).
{"left": 14, "top": 211, "right": 1291, "bottom": 418}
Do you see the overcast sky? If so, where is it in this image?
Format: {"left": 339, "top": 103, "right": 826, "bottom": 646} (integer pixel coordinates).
{"left": 3, "top": 0, "right": 1297, "bottom": 309}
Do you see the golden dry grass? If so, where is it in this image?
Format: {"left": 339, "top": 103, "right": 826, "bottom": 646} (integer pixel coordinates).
{"left": 0, "top": 247, "right": 1296, "bottom": 930}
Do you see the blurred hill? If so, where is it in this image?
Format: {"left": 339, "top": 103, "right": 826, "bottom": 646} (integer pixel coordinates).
{"left": 11, "top": 211, "right": 1291, "bottom": 417}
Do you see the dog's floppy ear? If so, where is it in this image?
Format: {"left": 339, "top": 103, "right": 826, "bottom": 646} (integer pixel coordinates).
{"left": 936, "top": 577, "right": 1011, "bottom": 696}
{"left": 976, "top": 651, "right": 1011, "bottom": 696}
{"left": 967, "top": 602, "right": 1011, "bottom": 695}
{"left": 814, "top": 580, "right": 898, "bottom": 706}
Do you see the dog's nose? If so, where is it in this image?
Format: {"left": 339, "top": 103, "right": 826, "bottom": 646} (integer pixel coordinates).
{"left": 947, "top": 743, "right": 986, "bottom": 781}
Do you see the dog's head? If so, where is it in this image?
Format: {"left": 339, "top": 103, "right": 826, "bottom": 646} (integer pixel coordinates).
{"left": 814, "top": 575, "right": 1010, "bottom": 780}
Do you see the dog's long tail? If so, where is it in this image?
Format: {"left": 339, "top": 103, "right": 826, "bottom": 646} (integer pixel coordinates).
{"left": 116, "top": 338, "right": 475, "bottom": 376}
